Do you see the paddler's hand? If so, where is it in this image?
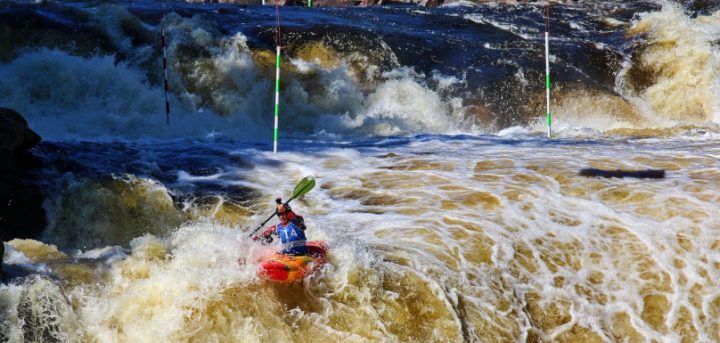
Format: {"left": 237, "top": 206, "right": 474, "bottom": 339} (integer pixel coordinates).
{"left": 252, "top": 234, "right": 274, "bottom": 244}
{"left": 254, "top": 225, "right": 277, "bottom": 244}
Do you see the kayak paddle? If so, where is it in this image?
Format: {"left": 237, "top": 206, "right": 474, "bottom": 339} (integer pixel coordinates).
{"left": 248, "top": 175, "right": 315, "bottom": 238}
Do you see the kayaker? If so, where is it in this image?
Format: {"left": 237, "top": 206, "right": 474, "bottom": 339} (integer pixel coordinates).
{"left": 255, "top": 201, "right": 308, "bottom": 256}
{"left": 275, "top": 197, "right": 306, "bottom": 231}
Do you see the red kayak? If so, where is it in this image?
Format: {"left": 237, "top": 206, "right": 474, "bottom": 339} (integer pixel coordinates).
{"left": 257, "top": 240, "right": 329, "bottom": 283}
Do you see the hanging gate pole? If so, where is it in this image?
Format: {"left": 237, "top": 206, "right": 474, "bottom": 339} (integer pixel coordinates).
{"left": 273, "top": 45, "right": 280, "bottom": 154}
{"left": 272, "top": 0, "right": 282, "bottom": 154}
{"left": 162, "top": 28, "right": 171, "bottom": 125}
{"left": 544, "top": 1, "right": 551, "bottom": 138}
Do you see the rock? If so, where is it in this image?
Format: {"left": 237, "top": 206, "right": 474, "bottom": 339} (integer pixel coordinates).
{"left": 211, "top": 0, "right": 264, "bottom": 4}
{"left": 199, "top": 0, "right": 279, "bottom": 4}
{"left": 0, "top": 108, "right": 42, "bottom": 172}
{"left": 463, "top": 103, "right": 493, "bottom": 128}
{"left": 674, "top": 0, "right": 720, "bottom": 16}
{"left": 443, "top": 0, "right": 530, "bottom": 6}
{"left": 43, "top": 176, "right": 185, "bottom": 249}
{"left": 0, "top": 108, "right": 41, "bottom": 149}
{"left": 0, "top": 178, "right": 47, "bottom": 243}
{"left": 312, "top": 0, "right": 359, "bottom": 6}
{"left": 0, "top": 7, "right": 116, "bottom": 62}
{"left": 187, "top": 0, "right": 538, "bottom": 6}
{"left": 0, "top": 108, "right": 46, "bottom": 243}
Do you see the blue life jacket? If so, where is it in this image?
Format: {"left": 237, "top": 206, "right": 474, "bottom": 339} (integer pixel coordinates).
{"left": 276, "top": 221, "right": 307, "bottom": 255}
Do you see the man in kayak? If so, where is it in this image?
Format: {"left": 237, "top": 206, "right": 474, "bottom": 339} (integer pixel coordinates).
{"left": 255, "top": 200, "right": 308, "bottom": 256}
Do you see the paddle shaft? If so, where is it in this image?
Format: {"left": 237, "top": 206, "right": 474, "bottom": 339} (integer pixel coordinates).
{"left": 248, "top": 175, "right": 315, "bottom": 237}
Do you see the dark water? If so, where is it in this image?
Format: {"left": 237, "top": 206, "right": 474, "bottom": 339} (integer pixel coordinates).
{"left": 6, "top": 0, "right": 714, "bottom": 140}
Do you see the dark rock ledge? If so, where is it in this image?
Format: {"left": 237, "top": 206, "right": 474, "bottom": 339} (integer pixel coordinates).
{"left": 0, "top": 108, "right": 46, "bottom": 255}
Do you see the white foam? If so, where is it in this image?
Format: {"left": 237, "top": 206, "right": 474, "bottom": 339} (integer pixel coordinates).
{"left": 0, "top": 49, "right": 245, "bottom": 140}
{"left": 440, "top": 0, "right": 478, "bottom": 8}
{"left": 0, "top": 283, "right": 27, "bottom": 343}
{"left": 0, "top": 43, "right": 474, "bottom": 140}
{"left": 6, "top": 133, "right": 719, "bottom": 339}
{"left": 463, "top": 14, "right": 539, "bottom": 40}
{"left": 70, "top": 224, "right": 258, "bottom": 342}
{"left": 2, "top": 6, "right": 717, "bottom": 141}
{"left": 619, "top": 3, "right": 720, "bottom": 124}
{"left": 176, "top": 170, "right": 224, "bottom": 182}
{"left": 75, "top": 246, "right": 128, "bottom": 262}
{"left": 2, "top": 243, "right": 53, "bottom": 275}
{"left": 497, "top": 125, "right": 531, "bottom": 137}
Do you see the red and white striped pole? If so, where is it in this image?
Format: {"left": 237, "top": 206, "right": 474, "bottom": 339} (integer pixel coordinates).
{"left": 162, "top": 28, "right": 170, "bottom": 125}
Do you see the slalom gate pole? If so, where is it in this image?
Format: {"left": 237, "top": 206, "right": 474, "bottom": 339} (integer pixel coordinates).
{"left": 308, "top": 0, "right": 312, "bottom": 7}
{"left": 545, "top": 1, "right": 551, "bottom": 138}
{"left": 273, "top": 45, "right": 280, "bottom": 154}
{"left": 162, "top": 28, "right": 170, "bottom": 125}
{"left": 273, "top": 0, "right": 282, "bottom": 154}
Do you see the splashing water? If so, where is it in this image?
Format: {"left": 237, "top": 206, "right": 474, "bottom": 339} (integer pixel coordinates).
{"left": 2, "top": 1, "right": 720, "bottom": 342}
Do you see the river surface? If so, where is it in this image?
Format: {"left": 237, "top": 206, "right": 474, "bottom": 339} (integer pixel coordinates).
{"left": 1, "top": 0, "right": 719, "bottom": 342}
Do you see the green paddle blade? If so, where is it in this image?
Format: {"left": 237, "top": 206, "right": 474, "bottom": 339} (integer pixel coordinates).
{"left": 290, "top": 176, "right": 315, "bottom": 200}
{"left": 248, "top": 175, "right": 315, "bottom": 238}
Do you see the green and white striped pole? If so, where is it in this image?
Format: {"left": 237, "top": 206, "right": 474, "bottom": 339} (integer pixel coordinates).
{"left": 308, "top": 0, "right": 312, "bottom": 7}
{"left": 545, "top": 2, "right": 551, "bottom": 138}
{"left": 273, "top": 45, "right": 281, "bottom": 154}
{"left": 545, "top": 32, "right": 551, "bottom": 137}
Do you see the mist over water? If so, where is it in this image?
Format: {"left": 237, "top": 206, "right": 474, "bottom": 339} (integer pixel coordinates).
{"left": 2, "top": 1, "right": 720, "bottom": 342}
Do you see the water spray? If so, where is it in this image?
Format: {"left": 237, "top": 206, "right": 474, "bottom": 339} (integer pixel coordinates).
{"left": 161, "top": 28, "right": 170, "bottom": 125}
{"left": 545, "top": 1, "right": 551, "bottom": 138}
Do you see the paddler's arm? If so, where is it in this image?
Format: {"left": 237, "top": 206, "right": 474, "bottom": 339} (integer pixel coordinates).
{"left": 253, "top": 225, "right": 277, "bottom": 243}
{"left": 290, "top": 213, "right": 306, "bottom": 231}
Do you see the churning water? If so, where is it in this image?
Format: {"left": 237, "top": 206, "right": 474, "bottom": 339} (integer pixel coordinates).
{"left": 1, "top": 0, "right": 719, "bottom": 342}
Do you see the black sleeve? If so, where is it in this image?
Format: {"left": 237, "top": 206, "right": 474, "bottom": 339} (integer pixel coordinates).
{"left": 293, "top": 216, "right": 306, "bottom": 231}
